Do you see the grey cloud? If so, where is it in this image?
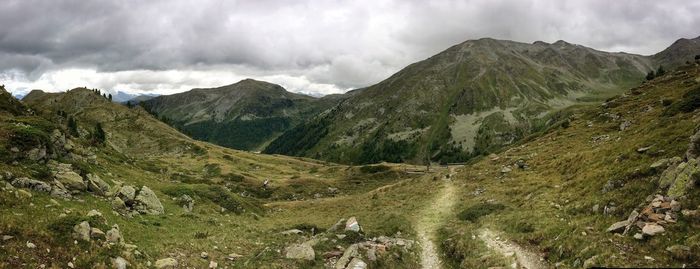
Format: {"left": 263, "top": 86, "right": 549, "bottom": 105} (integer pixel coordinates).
{"left": 0, "top": 0, "right": 699, "bottom": 94}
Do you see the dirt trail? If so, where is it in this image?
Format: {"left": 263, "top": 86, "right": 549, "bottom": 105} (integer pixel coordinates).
{"left": 415, "top": 168, "right": 458, "bottom": 269}
{"left": 478, "top": 229, "right": 547, "bottom": 269}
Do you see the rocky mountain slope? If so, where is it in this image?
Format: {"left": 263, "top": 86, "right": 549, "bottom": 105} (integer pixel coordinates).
{"left": 0, "top": 87, "right": 435, "bottom": 268}
{"left": 141, "top": 79, "right": 337, "bottom": 151}
{"left": 265, "top": 37, "right": 700, "bottom": 164}
{"left": 440, "top": 61, "right": 700, "bottom": 268}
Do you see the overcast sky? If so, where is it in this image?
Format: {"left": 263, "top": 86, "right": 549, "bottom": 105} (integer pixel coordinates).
{"left": 1, "top": 0, "right": 699, "bottom": 97}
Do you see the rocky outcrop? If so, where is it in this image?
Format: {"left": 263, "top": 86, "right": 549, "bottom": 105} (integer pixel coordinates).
{"left": 112, "top": 185, "right": 164, "bottom": 215}
{"left": 285, "top": 243, "right": 315, "bottom": 260}
{"left": 86, "top": 174, "right": 110, "bottom": 196}
{"left": 133, "top": 186, "right": 164, "bottom": 215}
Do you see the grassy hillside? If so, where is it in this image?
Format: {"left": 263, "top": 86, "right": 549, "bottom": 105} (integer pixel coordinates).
{"left": 1, "top": 88, "right": 437, "bottom": 268}
{"left": 440, "top": 62, "right": 700, "bottom": 268}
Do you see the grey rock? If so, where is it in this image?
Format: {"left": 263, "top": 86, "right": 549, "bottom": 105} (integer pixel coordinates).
{"left": 11, "top": 177, "right": 52, "bottom": 192}
{"left": 117, "top": 186, "right": 136, "bottom": 205}
{"left": 606, "top": 220, "right": 630, "bottom": 233}
{"left": 155, "top": 258, "right": 178, "bottom": 269}
{"left": 112, "top": 257, "right": 129, "bottom": 269}
{"left": 106, "top": 226, "right": 123, "bottom": 244}
{"left": 280, "top": 229, "right": 303, "bottom": 235}
{"left": 72, "top": 221, "right": 91, "bottom": 242}
{"left": 284, "top": 243, "right": 315, "bottom": 260}
{"left": 335, "top": 244, "right": 360, "bottom": 269}
{"left": 346, "top": 258, "right": 368, "bottom": 269}
{"left": 642, "top": 223, "right": 665, "bottom": 236}
{"left": 86, "top": 174, "right": 110, "bottom": 196}
{"left": 634, "top": 233, "right": 644, "bottom": 240}
{"left": 345, "top": 217, "right": 361, "bottom": 232}
{"left": 133, "top": 186, "right": 164, "bottom": 215}
{"left": 328, "top": 218, "right": 346, "bottom": 232}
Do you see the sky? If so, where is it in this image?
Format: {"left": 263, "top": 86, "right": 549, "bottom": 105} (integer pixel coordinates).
{"left": 1, "top": 0, "right": 699, "bottom": 97}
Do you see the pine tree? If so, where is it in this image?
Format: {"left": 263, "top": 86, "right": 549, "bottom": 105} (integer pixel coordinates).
{"left": 645, "top": 70, "right": 655, "bottom": 81}
{"left": 67, "top": 117, "right": 79, "bottom": 137}
{"left": 92, "top": 122, "right": 106, "bottom": 145}
{"left": 656, "top": 65, "right": 666, "bottom": 76}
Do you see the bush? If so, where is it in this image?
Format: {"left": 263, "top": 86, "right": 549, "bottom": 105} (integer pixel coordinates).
{"left": 663, "top": 86, "right": 700, "bottom": 116}
{"left": 360, "top": 165, "right": 391, "bottom": 174}
{"left": 457, "top": 203, "right": 506, "bottom": 222}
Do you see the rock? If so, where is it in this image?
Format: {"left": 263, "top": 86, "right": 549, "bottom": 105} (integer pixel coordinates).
{"left": 87, "top": 209, "right": 103, "bottom": 218}
{"left": 208, "top": 260, "right": 218, "bottom": 269}
{"left": 650, "top": 158, "right": 670, "bottom": 170}
{"left": 500, "top": 166, "right": 512, "bottom": 173}
{"left": 26, "top": 241, "right": 36, "bottom": 249}
{"left": 154, "top": 258, "right": 178, "bottom": 269}
{"left": 489, "top": 154, "right": 500, "bottom": 161}
{"left": 11, "top": 177, "right": 51, "bottom": 192}
{"left": 91, "top": 228, "right": 105, "bottom": 239}
{"left": 2, "top": 235, "right": 14, "bottom": 241}
{"left": 335, "top": 243, "right": 360, "bottom": 269}
{"left": 26, "top": 146, "right": 47, "bottom": 161}
{"left": 637, "top": 146, "right": 651, "bottom": 153}
{"left": 177, "top": 194, "right": 194, "bottom": 212}
{"left": 112, "top": 257, "right": 129, "bottom": 269}
{"left": 666, "top": 245, "right": 691, "bottom": 260}
{"left": 106, "top": 226, "right": 123, "bottom": 244}
{"left": 346, "top": 258, "right": 367, "bottom": 269}
{"left": 72, "top": 221, "right": 91, "bottom": 242}
{"left": 111, "top": 197, "right": 127, "bottom": 211}
{"left": 642, "top": 223, "right": 665, "bottom": 236}
{"left": 667, "top": 159, "right": 698, "bottom": 198}
{"left": 200, "top": 252, "right": 208, "bottom": 259}
{"left": 686, "top": 129, "right": 700, "bottom": 159}
{"left": 605, "top": 220, "right": 630, "bottom": 233}
{"left": 592, "top": 204, "right": 600, "bottom": 213}
{"left": 281, "top": 229, "right": 303, "bottom": 235}
{"left": 133, "top": 186, "right": 164, "bottom": 215}
{"left": 53, "top": 163, "right": 86, "bottom": 191}
{"left": 226, "top": 253, "right": 243, "bottom": 261}
{"left": 16, "top": 189, "right": 32, "bottom": 199}
{"left": 345, "top": 217, "right": 361, "bottom": 232}
{"left": 634, "top": 233, "right": 644, "bottom": 240}
{"left": 670, "top": 200, "right": 681, "bottom": 212}
{"left": 619, "top": 120, "right": 632, "bottom": 131}
{"left": 327, "top": 187, "right": 339, "bottom": 195}
{"left": 285, "top": 243, "right": 315, "bottom": 260}
{"left": 328, "top": 218, "right": 346, "bottom": 232}
{"left": 117, "top": 186, "right": 137, "bottom": 205}
{"left": 68, "top": 262, "right": 75, "bottom": 268}
{"left": 582, "top": 255, "right": 600, "bottom": 268}
{"left": 86, "top": 174, "right": 110, "bottom": 196}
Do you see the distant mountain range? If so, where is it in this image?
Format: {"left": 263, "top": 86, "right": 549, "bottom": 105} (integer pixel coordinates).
{"left": 140, "top": 36, "right": 700, "bottom": 164}
{"left": 141, "top": 79, "right": 342, "bottom": 151}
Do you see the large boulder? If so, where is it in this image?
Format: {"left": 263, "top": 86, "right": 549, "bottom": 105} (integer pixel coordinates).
{"left": 133, "top": 186, "right": 164, "bottom": 215}
{"left": 345, "top": 217, "right": 361, "bottom": 232}
{"left": 72, "top": 221, "right": 91, "bottom": 242}
{"left": 117, "top": 185, "right": 137, "bottom": 205}
{"left": 642, "top": 223, "right": 665, "bottom": 236}
{"left": 52, "top": 163, "right": 86, "bottom": 191}
{"left": 11, "top": 177, "right": 52, "bottom": 192}
{"left": 285, "top": 243, "right": 315, "bottom": 260}
{"left": 667, "top": 159, "right": 699, "bottom": 198}
{"left": 86, "top": 174, "right": 110, "bottom": 196}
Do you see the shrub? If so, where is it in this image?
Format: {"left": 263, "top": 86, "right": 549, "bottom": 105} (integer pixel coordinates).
{"left": 663, "top": 86, "right": 700, "bottom": 116}
{"left": 359, "top": 165, "right": 391, "bottom": 174}
{"left": 457, "top": 203, "right": 506, "bottom": 222}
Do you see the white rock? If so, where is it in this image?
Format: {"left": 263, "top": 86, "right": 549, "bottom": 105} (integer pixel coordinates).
{"left": 642, "top": 223, "right": 665, "bottom": 236}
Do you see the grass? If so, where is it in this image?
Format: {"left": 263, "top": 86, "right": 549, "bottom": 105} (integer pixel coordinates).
{"left": 439, "top": 65, "right": 700, "bottom": 268}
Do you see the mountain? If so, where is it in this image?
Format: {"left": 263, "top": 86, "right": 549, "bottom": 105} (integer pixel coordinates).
{"left": 111, "top": 91, "right": 160, "bottom": 103}
{"left": 0, "top": 85, "right": 28, "bottom": 116}
{"left": 265, "top": 37, "right": 700, "bottom": 164}
{"left": 652, "top": 36, "right": 700, "bottom": 69}
{"left": 141, "top": 79, "right": 336, "bottom": 151}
